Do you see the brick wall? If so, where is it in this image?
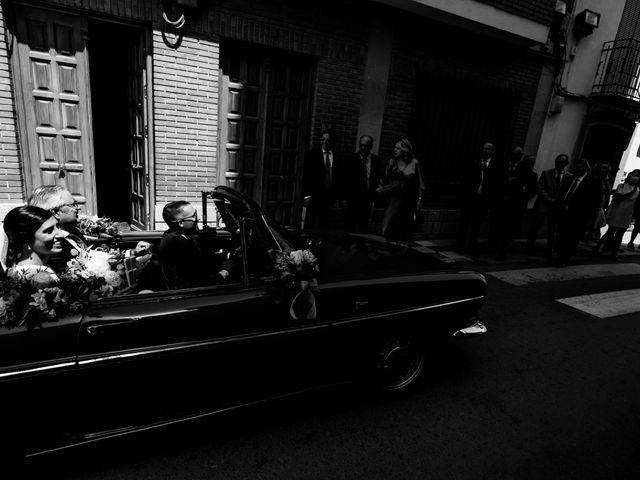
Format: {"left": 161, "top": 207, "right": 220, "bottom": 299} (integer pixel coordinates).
{"left": 476, "top": 0, "right": 555, "bottom": 26}
{"left": 25, "top": 0, "right": 152, "bottom": 21}
{"left": 381, "top": 12, "right": 543, "bottom": 159}
{"left": 0, "top": 3, "right": 22, "bottom": 206}
{"left": 380, "top": 13, "right": 543, "bottom": 168}
{"left": 152, "top": 33, "right": 219, "bottom": 205}
{"left": 616, "top": 0, "right": 640, "bottom": 39}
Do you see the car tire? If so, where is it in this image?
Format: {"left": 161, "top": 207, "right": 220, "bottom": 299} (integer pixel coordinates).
{"left": 362, "top": 332, "right": 426, "bottom": 396}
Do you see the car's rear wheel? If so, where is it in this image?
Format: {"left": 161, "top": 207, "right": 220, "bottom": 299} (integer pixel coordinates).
{"left": 365, "top": 333, "right": 426, "bottom": 394}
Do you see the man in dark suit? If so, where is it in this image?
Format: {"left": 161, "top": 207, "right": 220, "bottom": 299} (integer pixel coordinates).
{"left": 526, "top": 153, "right": 570, "bottom": 257}
{"left": 344, "top": 135, "right": 383, "bottom": 231}
{"left": 457, "top": 141, "right": 506, "bottom": 256}
{"left": 553, "top": 158, "right": 602, "bottom": 267}
{"left": 495, "top": 151, "right": 538, "bottom": 260}
{"left": 301, "top": 128, "right": 344, "bottom": 229}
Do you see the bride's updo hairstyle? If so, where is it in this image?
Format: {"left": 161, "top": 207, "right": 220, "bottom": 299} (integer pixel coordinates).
{"left": 3, "top": 205, "right": 54, "bottom": 266}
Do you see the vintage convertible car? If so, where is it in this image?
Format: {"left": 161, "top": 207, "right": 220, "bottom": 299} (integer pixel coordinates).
{"left": 0, "top": 186, "right": 486, "bottom": 460}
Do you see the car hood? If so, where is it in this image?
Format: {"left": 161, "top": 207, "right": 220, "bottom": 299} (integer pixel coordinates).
{"left": 302, "top": 230, "right": 468, "bottom": 283}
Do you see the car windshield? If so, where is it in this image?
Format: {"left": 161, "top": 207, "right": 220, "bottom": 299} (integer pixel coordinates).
{"left": 263, "top": 215, "right": 306, "bottom": 251}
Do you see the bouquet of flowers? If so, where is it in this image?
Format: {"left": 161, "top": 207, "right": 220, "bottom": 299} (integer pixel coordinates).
{"left": 77, "top": 215, "right": 120, "bottom": 238}
{"left": 0, "top": 272, "right": 67, "bottom": 329}
{"left": 63, "top": 247, "right": 126, "bottom": 296}
{"left": 272, "top": 249, "right": 319, "bottom": 320}
{"left": 0, "top": 247, "right": 127, "bottom": 330}
{"left": 273, "top": 249, "right": 319, "bottom": 286}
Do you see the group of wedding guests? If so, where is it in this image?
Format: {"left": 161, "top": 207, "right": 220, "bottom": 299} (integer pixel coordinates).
{"left": 456, "top": 141, "right": 640, "bottom": 266}
{"left": 301, "top": 129, "right": 426, "bottom": 241}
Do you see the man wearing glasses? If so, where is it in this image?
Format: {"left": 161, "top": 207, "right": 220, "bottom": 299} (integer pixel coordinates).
{"left": 27, "top": 185, "right": 86, "bottom": 272}
{"left": 159, "top": 201, "right": 233, "bottom": 289}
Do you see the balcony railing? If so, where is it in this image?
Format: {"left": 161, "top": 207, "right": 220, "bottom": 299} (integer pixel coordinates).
{"left": 592, "top": 38, "right": 640, "bottom": 104}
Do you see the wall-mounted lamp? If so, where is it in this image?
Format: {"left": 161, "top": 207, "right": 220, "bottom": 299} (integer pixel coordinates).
{"left": 573, "top": 9, "right": 600, "bottom": 37}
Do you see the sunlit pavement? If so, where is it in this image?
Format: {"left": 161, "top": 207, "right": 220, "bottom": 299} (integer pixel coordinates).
{"left": 398, "top": 229, "right": 640, "bottom": 267}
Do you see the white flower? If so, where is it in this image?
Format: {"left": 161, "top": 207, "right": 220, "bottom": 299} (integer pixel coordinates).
{"left": 85, "top": 250, "right": 113, "bottom": 277}
{"left": 104, "top": 270, "right": 123, "bottom": 287}
{"left": 302, "top": 250, "right": 317, "bottom": 264}
{"left": 290, "top": 250, "right": 304, "bottom": 265}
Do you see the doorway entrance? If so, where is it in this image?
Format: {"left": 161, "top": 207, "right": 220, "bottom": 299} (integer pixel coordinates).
{"left": 218, "top": 40, "right": 314, "bottom": 227}
{"left": 88, "top": 20, "right": 151, "bottom": 228}
{"left": 410, "top": 70, "right": 519, "bottom": 207}
{"left": 8, "top": 4, "right": 152, "bottom": 228}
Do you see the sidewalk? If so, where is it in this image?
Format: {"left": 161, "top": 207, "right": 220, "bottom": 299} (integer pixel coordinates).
{"left": 396, "top": 230, "right": 640, "bottom": 268}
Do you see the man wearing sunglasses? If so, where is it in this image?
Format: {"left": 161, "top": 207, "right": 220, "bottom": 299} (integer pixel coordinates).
{"left": 27, "top": 185, "right": 87, "bottom": 272}
{"left": 159, "top": 200, "right": 234, "bottom": 289}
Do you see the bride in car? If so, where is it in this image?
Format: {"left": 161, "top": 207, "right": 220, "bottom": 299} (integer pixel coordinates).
{"left": 2, "top": 205, "right": 63, "bottom": 285}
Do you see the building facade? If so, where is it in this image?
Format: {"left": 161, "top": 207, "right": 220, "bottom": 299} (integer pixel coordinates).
{"left": 0, "top": 0, "right": 556, "bottom": 236}
{"left": 534, "top": 0, "right": 635, "bottom": 184}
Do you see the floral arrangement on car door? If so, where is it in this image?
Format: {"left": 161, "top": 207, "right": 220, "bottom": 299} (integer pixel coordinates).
{"left": 273, "top": 249, "right": 319, "bottom": 320}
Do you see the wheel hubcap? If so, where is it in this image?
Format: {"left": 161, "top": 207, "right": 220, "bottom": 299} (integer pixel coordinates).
{"left": 374, "top": 337, "right": 424, "bottom": 390}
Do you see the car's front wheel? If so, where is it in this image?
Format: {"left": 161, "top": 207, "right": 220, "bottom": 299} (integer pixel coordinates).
{"left": 364, "top": 333, "right": 426, "bottom": 395}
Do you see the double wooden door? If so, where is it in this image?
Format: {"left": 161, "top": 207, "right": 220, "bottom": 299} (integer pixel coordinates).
{"left": 8, "top": 3, "right": 151, "bottom": 226}
{"left": 10, "top": 4, "right": 95, "bottom": 210}
{"left": 219, "top": 43, "right": 314, "bottom": 226}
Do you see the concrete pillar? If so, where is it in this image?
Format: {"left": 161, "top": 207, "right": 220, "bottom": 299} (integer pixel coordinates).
{"left": 356, "top": 14, "right": 394, "bottom": 154}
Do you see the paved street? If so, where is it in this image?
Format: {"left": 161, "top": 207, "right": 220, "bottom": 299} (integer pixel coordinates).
{"left": 23, "top": 236, "right": 640, "bottom": 480}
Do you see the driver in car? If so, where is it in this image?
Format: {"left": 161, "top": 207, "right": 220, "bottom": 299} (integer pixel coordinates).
{"left": 159, "top": 201, "right": 234, "bottom": 289}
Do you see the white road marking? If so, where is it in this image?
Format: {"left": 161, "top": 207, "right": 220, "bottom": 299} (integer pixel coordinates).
{"left": 413, "top": 240, "right": 438, "bottom": 247}
{"left": 556, "top": 288, "right": 640, "bottom": 318}
{"left": 438, "top": 250, "right": 472, "bottom": 263}
{"left": 410, "top": 246, "right": 436, "bottom": 254}
{"left": 487, "top": 264, "right": 640, "bottom": 286}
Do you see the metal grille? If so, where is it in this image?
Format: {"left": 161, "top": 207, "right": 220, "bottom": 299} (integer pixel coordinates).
{"left": 592, "top": 38, "right": 640, "bottom": 103}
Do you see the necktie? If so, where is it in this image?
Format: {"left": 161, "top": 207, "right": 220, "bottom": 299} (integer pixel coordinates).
{"left": 564, "top": 177, "right": 579, "bottom": 202}
{"left": 555, "top": 171, "right": 561, "bottom": 186}
{"left": 324, "top": 151, "right": 331, "bottom": 188}
{"left": 478, "top": 161, "right": 487, "bottom": 193}
{"left": 362, "top": 156, "right": 369, "bottom": 187}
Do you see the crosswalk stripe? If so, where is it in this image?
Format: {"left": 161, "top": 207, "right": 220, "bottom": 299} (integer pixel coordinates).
{"left": 556, "top": 288, "right": 640, "bottom": 318}
{"left": 486, "top": 264, "right": 640, "bottom": 286}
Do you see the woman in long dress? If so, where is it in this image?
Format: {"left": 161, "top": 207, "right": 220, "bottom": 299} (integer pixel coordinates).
{"left": 3, "top": 205, "right": 63, "bottom": 284}
{"left": 377, "top": 138, "right": 426, "bottom": 241}
{"left": 593, "top": 169, "right": 640, "bottom": 260}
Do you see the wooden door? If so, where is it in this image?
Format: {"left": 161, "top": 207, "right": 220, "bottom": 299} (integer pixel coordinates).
{"left": 219, "top": 44, "right": 313, "bottom": 226}
{"left": 10, "top": 4, "right": 96, "bottom": 212}
{"left": 263, "top": 62, "right": 311, "bottom": 226}
{"left": 219, "top": 54, "right": 263, "bottom": 201}
{"left": 128, "top": 30, "right": 150, "bottom": 229}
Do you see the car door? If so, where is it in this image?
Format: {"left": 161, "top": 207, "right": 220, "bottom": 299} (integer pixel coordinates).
{"left": 74, "top": 278, "right": 332, "bottom": 435}
{"left": 0, "top": 315, "right": 82, "bottom": 454}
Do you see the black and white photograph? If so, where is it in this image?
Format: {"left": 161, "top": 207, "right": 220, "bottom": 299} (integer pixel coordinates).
{"left": 1, "top": 0, "right": 640, "bottom": 478}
